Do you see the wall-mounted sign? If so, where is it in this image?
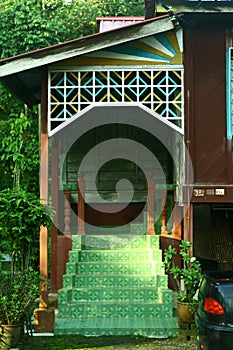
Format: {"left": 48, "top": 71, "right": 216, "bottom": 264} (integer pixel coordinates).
{"left": 206, "top": 189, "right": 215, "bottom": 196}
{"left": 215, "top": 188, "right": 225, "bottom": 196}
{"left": 193, "top": 189, "right": 205, "bottom": 197}
{"left": 193, "top": 188, "right": 226, "bottom": 197}
{"left": 188, "top": 186, "right": 232, "bottom": 203}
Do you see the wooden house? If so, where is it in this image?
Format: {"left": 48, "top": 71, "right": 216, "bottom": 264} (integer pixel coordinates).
{"left": 0, "top": 0, "right": 233, "bottom": 334}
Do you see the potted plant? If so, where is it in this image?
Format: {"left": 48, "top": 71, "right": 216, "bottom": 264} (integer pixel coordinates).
{"left": 163, "top": 240, "right": 202, "bottom": 325}
{"left": 0, "top": 268, "right": 41, "bottom": 349}
{"left": 0, "top": 188, "right": 52, "bottom": 349}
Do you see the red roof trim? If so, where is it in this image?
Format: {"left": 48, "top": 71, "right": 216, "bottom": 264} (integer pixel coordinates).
{"left": 96, "top": 16, "right": 145, "bottom": 20}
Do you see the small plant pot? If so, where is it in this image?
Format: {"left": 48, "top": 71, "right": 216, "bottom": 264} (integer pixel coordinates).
{"left": 176, "top": 300, "right": 198, "bottom": 326}
{"left": 0, "top": 324, "right": 21, "bottom": 349}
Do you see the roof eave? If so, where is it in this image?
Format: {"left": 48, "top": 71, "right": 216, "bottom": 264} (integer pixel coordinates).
{"left": 0, "top": 14, "right": 175, "bottom": 78}
{"left": 0, "top": 73, "right": 40, "bottom": 107}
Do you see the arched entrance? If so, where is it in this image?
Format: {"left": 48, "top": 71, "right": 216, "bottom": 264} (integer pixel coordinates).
{"left": 49, "top": 104, "right": 185, "bottom": 291}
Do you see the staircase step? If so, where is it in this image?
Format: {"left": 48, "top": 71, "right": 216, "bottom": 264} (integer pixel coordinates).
{"left": 86, "top": 225, "right": 131, "bottom": 235}
{"left": 54, "top": 316, "right": 178, "bottom": 337}
{"left": 59, "top": 287, "right": 172, "bottom": 306}
{"left": 63, "top": 273, "right": 168, "bottom": 289}
{"left": 71, "top": 235, "right": 160, "bottom": 250}
{"left": 66, "top": 261, "right": 163, "bottom": 275}
{"left": 58, "top": 300, "right": 173, "bottom": 319}
{"left": 130, "top": 223, "right": 147, "bottom": 235}
{"left": 55, "top": 235, "right": 178, "bottom": 337}
{"left": 63, "top": 273, "right": 167, "bottom": 289}
{"left": 76, "top": 248, "right": 162, "bottom": 262}
{"left": 59, "top": 286, "right": 162, "bottom": 303}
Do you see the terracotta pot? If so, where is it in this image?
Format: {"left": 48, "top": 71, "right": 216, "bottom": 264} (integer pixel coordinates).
{"left": 176, "top": 300, "right": 198, "bottom": 326}
{"left": 0, "top": 324, "right": 21, "bottom": 349}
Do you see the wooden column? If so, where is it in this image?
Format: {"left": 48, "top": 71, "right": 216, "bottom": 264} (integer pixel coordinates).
{"left": 39, "top": 225, "right": 48, "bottom": 309}
{"left": 34, "top": 70, "right": 55, "bottom": 333}
{"left": 147, "top": 171, "right": 155, "bottom": 235}
{"left": 64, "top": 190, "right": 71, "bottom": 236}
{"left": 172, "top": 204, "right": 182, "bottom": 240}
{"left": 161, "top": 190, "right": 167, "bottom": 235}
{"left": 39, "top": 121, "right": 48, "bottom": 309}
{"left": 77, "top": 172, "right": 85, "bottom": 235}
{"left": 50, "top": 141, "right": 58, "bottom": 293}
{"left": 183, "top": 203, "right": 193, "bottom": 251}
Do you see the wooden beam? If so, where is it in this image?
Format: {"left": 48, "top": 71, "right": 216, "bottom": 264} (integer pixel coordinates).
{"left": 39, "top": 131, "right": 48, "bottom": 308}
{"left": 183, "top": 203, "right": 193, "bottom": 249}
{"left": 161, "top": 190, "right": 167, "bottom": 235}
{"left": 64, "top": 190, "right": 71, "bottom": 236}
{"left": 171, "top": 204, "right": 182, "bottom": 240}
{"left": 39, "top": 70, "right": 49, "bottom": 308}
{"left": 147, "top": 171, "right": 155, "bottom": 235}
{"left": 77, "top": 172, "right": 86, "bottom": 235}
{"left": 50, "top": 141, "right": 58, "bottom": 293}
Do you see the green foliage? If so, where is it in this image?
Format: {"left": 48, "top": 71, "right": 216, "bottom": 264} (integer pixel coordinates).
{"left": 0, "top": 0, "right": 146, "bottom": 59}
{"left": 163, "top": 240, "right": 202, "bottom": 303}
{"left": 0, "top": 100, "right": 52, "bottom": 326}
{"left": 0, "top": 0, "right": 68, "bottom": 59}
{"left": 0, "top": 84, "right": 24, "bottom": 119}
{"left": 0, "top": 268, "right": 41, "bottom": 325}
{"left": 0, "top": 112, "right": 39, "bottom": 192}
{"left": 0, "top": 188, "right": 53, "bottom": 271}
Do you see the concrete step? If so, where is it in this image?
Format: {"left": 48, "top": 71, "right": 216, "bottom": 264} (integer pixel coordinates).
{"left": 54, "top": 316, "right": 178, "bottom": 337}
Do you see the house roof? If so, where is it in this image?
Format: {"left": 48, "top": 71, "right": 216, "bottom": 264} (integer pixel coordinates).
{"left": 1, "top": 3, "right": 233, "bottom": 107}
{"left": 0, "top": 14, "right": 177, "bottom": 107}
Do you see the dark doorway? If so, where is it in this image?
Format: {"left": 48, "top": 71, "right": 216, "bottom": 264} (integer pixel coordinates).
{"left": 193, "top": 204, "right": 233, "bottom": 271}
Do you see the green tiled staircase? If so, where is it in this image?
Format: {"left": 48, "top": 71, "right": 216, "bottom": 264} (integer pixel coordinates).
{"left": 54, "top": 235, "right": 178, "bottom": 337}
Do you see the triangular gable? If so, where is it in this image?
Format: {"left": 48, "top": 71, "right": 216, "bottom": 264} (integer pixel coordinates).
{"left": 53, "top": 30, "right": 183, "bottom": 67}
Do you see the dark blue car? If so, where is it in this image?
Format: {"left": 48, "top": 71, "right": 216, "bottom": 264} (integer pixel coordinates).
{"left": 196, "top": 270, "right": 233, "bottom": 350}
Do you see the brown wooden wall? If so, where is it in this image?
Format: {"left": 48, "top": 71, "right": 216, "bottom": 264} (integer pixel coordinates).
{"left": 184, "top": 15, "right": 232, "bottom": 185}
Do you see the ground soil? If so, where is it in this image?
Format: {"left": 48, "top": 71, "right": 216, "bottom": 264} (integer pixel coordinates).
{"left": 17, "top": 326, "right": 197, "bottom": 350}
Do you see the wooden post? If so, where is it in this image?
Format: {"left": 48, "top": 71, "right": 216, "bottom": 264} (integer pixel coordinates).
{"left": 172, "top": 204, "right": 182, "bottom": 240}
{"left": 34, "top": 72, "right": 54, "bottom": 333}
{"left": 39, "top": 132, "right": 48, "bottom": 309}
{"left": 77, "top": 172, "right": 85, "bottom": 235}
{"left": 147, "top": 171, "right": 155, "bottom": 235}
{"left": 39, "top": 71, "right": 49, "bottom": 308}
{"left": 50, "top": 141, "right": 58, "bottom": 293}
{"left": 39, "top": 225, "right": 48, "bottom": 309}
{"left": 161, "top": 190, "right": 167, "bottom": 235}
{"left": 64, "top": 190, "right": 71, "bottom": 236}
{"left": 183, "top": 203, "right": 193, "bottom": 252}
